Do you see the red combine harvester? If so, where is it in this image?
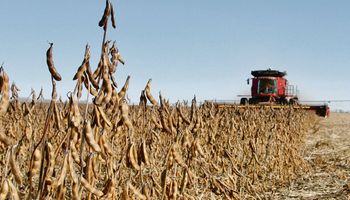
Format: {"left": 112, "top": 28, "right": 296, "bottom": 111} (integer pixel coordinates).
{"left": 239, "top": 69, "right": 297, "bottom": 105}
{"left": 218, "top": 69, "right": 330, "bottom": 117}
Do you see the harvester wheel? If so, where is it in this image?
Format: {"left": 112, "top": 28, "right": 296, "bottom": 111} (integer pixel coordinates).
{"left": 248, "top": 98, "right": 256, "bottom": 104}
{"left": 240, "top": 98, "right": 248, "bottom": 105}
{"left": 280, "top": 98, "right": 288, "bottom": 105}
{"left": 289, "top": 98, "right": 299, "bottom": 105}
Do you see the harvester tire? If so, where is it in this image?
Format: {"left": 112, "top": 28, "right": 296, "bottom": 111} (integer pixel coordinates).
{"left": 289, "top": 98, "right": 298, "bottom": 105}
{"left": 240, "top": 98, "right": 248, "bottom": 105}
{"left": 280, "top": 98, "right": 288, "bottom": 105}
{"left": 249, "top": 98, "right": 256, "bottom": 104}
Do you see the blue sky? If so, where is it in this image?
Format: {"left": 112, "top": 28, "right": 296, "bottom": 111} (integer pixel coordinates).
{"left": 0, "top": 1, "right": 349, "bottom": 110}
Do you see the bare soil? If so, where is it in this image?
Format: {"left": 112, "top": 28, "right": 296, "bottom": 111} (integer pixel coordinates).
{"left": 275, "top": 113, "right": 350, "bottom": 199}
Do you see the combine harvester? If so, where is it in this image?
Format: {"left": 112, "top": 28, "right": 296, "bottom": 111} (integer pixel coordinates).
{"left": 216, "top": 68, "right": 330, "bottom": 117}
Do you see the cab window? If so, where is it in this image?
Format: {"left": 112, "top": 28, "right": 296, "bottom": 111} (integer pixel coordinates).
{"left": 258, "top": 79, "right": 277, "bottom": 94}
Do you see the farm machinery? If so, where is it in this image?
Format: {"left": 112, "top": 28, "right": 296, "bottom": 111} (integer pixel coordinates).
{"left": 217, "top": 69, "right": 330, "bottom": 117}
